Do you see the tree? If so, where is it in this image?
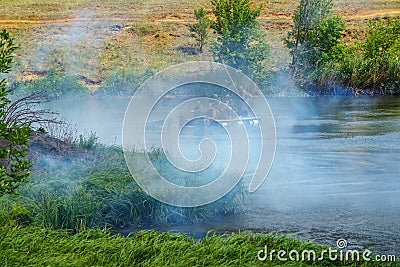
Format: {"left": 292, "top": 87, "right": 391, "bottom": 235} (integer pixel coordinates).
{"left": 286, "top": 0, "right": 344, "bottom": 84}
{"left": 0, "top": 29, "right": 31, "bottom": 195}
{"left": 209, "top": 0, "right": 269, "bottom": 82}
{"left": 189, "top": 7, "right": 210, "bottom": 53}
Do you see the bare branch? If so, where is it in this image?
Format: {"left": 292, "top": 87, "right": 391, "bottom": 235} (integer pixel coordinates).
{"left": 1, "top": 94, "right": 61, "bottom": 129}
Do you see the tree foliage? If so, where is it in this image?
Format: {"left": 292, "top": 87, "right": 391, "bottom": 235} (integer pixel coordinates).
{"left": 363, "top": 16, "right": 400, "bottom": 58}
{"left": 209, "top": 0, "right": 269, "bottom": 82}
{"left": 0, "top": 29, "right": 31, "bottom": 195}
{"left": 328, "top": 17, "right": 400, "bottom": 94}
{"left": 189, "top": 7, "right": 210, "bottom": 53}
{"left": 286, "top": 0, "right": 345, "bottom": 86}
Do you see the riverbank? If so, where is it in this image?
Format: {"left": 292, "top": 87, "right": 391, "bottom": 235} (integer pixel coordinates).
{"left": 0, "top": 223, "right": 382, "bottom": 266}
{"left": 0, "top": 131, "right": 245, "bottom": 231}
{"left": 1, "top": 96, "right": 399, "bottom": 257}
{"left": 1, "top": 95, "right": 399, "bottom": 265}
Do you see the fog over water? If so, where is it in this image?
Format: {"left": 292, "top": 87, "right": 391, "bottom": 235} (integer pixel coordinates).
{"left": 45, "top": 96, "right": 400, "bottom": 255}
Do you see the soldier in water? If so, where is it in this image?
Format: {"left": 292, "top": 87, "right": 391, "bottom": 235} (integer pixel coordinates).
{"left": 204, "top": 102, "right": 219, "bottom": 129}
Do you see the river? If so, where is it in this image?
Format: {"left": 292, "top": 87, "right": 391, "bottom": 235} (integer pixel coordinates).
{"left": 47, "top": 96, "right": 400, "bottom": 255}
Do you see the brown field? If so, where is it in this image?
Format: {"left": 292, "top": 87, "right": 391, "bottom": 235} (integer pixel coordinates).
{"left": 0, "top": 0, "right": 399, "bottom": 90}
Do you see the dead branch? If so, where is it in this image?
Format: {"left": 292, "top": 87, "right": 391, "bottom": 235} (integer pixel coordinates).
{"left": 1, "top": 94, "right": 61, "bottom": 129}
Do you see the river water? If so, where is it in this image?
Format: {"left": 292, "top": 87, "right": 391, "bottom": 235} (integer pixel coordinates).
{"left": 47, "top": 96, "right": 400, "bottom": 255}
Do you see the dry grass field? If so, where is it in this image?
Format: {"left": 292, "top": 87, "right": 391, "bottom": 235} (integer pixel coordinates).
{"left": 1, "top": 0, "right": 399, "bottom": 90}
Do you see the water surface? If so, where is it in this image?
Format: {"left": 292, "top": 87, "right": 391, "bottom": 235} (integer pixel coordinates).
{"left": 48, "top": 96, "right": 400, "bottom": 255}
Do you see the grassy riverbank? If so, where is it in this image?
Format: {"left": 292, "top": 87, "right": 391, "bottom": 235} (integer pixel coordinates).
{"left": 0, "top": 223, "right": 384, "bottom": 266}
{"left": 0, "top": 133, "right": 244, "bottom": 230}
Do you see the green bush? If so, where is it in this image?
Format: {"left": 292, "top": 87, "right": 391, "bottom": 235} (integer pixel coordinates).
{"left": 0, "top": 29, "right": 31, "bottom": 195}
{"left": 323, "top": 17, "right": 400, "bottom": 94}
{"left": 10, "top": 73, "right": 89, "bottom": 100}
{"left": 94, "top": 68, "right": 154, "bottom": 97}
{"left": 363, "top": 17, "right": 400, "bottom": 58}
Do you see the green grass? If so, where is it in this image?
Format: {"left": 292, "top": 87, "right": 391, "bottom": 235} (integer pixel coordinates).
{"left": 0, "top": 224, "right": 386, "bottom": 266}
{"left": 0, "top": 143, "right": 245, "bottom": 231}
{"left": 327, "top": 52, "right": 400, "bottom": 95}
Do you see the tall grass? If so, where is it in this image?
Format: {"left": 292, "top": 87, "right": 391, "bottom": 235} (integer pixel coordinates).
{"left": 0, "top": 143, "right": 245, "bottom": 231}
{"left": 0, "top": 225, "right": 377, "bottom": 266}
{"left": 321, "top": 50, "right": 400, "bottom": 95}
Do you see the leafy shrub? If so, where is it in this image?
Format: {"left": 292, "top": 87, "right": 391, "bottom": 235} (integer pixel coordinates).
{"left": 94, "top": 68, "right": 154, "bottom": 97}
{"left": 363, "top": 16, "right": 400, "bottom": 58}
{"left": 10, "top": 73, "right": 89, "bottom": 100}
{"left": 323, "top": 17, "right": 400, "bottom": 94}
{"left": 0, "top": 29, "right": 31, "bottom": 195}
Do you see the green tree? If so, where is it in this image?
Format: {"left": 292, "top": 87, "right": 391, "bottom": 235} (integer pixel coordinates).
{"left": 189, "top": 7, "right": 210, "bottom": 53}
{"left": 0, "top": 29, "right": 31, "bottom": 195}
{"left": 209, "top": 0, "right": 269, "bottom": 82}
{"left": 286, "top": 0, "right": 345, "bottom": 85}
